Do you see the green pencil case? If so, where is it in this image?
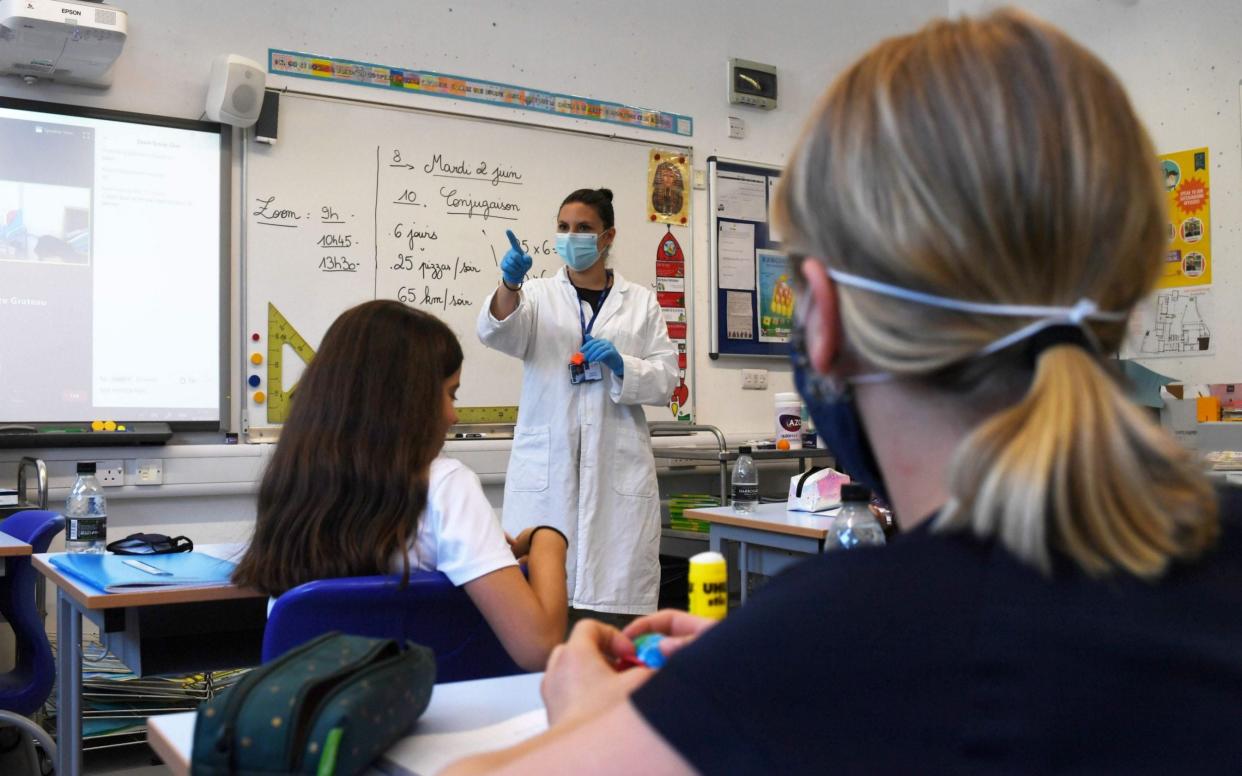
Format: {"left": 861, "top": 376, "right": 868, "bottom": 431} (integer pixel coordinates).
{"left": 190, "top": 632, "right": 435, "bottom": 776}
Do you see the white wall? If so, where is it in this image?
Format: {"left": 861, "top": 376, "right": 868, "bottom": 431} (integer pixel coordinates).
{"left": 0, "top": 0, "right": 942, "bottom": 436}
{"left": 8, "top": 1, "right": 1235, "bottom": 531}
{"left": 0, "top": 0, "right": 943, "bottom": 530}
{"left": 951, "top": 0, "right": 1242, "bottom": 384}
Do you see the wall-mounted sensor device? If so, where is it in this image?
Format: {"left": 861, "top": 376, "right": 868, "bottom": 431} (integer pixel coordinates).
{"left": 728, "top": 58, "right": 777, "bottom": 110}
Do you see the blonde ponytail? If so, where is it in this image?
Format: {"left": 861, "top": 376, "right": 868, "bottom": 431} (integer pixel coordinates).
{"left": 940, "top": 345, "right": 1216, "bottom": 578}
{"left": 774, "top": 9, "right": 1220, "bottom": 579}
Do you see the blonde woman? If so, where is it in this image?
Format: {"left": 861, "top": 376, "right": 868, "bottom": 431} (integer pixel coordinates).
{"left": 446, "top": 9, "right": 1242, "bottom": 774}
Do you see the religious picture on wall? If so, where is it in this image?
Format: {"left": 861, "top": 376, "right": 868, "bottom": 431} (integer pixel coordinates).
{"left": 1157, "top": 147, "right": 1211, "bottom": 288}
{"left": 647, "top": 149, "right": 690, "bottom": 225}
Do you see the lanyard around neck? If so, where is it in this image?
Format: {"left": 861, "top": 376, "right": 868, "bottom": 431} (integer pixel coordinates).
{"left": 575, "top": 272, "right": 612, "bottom": 344}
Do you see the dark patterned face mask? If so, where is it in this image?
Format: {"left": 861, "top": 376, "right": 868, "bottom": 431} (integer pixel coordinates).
{"left": 105, "top": 533, "right": 194, "bottom": 555}
{"left": 789, "top": 318, "right": 890, "bottom": 503}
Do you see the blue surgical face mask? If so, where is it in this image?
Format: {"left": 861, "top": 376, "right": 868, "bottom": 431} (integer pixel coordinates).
{"left": 556, "top": 233, "right": 600, "bottom": 271}
{"left": 788, "top": 265, "right": 1129, "bottom": 506}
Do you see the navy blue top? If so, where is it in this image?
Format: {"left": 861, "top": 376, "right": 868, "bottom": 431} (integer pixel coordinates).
{"left": 631, "top": 486, "right": 1242, "bottom": 774}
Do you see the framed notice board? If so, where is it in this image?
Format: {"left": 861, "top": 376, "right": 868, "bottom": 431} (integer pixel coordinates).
{"left": 707, "top": 156, "right": 788, "bottom": 358}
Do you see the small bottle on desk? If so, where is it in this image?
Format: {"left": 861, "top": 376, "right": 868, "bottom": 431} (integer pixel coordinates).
{"left": 730, "top": 446, "right": 758, "bottom": 513}
{"left": 824, "top": 484, "right": 886, "bottom": 552}
{"left": 65, "top": 462, "right": 107, "bottom": 554}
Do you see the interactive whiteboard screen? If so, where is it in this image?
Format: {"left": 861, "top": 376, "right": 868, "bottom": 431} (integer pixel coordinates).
{"left": 0, "top": 98, "right": 226, "bottom": 426}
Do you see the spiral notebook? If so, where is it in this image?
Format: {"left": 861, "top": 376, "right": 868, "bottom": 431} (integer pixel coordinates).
{"left": 48, "top": 552, "right": 237, "bottom": 593}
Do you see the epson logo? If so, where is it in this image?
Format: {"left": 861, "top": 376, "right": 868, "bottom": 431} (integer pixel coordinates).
{"left": 61, "top": 7, "right": 81, "bottom": 14}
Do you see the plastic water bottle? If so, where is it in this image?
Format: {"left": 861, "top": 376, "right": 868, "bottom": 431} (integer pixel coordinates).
{"left": 65, "top": 462, "right": 107, "bottom": 553}
{"left": 731, "top": 446, "right": 759, "bottom": 514}
{"left": 824, "top": 483, "right": 886, "bottom": 551}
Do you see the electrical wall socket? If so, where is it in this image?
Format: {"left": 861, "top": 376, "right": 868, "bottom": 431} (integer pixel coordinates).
{"left": 741, "top": 368, "right": 768, "bottom": 390}
{"left": 135, "top": 458, "right": 164, "bottom": 485}
{"left": 97, "top": 459, "right": 124, "bottom": 487}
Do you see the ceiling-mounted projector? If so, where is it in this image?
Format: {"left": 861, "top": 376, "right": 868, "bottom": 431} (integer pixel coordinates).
{"left": 0, "top": 0, "right": 127, "bottom": 87}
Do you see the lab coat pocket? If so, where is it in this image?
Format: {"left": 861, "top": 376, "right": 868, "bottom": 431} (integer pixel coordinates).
{"left": 610, "top": 427, "right": 656, "bottom": 497}
{"left": 509, "top": 426, "right": 550, "bottom": 492}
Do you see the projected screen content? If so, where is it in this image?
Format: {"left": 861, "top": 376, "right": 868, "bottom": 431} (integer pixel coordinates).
{"left": 0, "top": 102, "right": 223, "bottom": 424}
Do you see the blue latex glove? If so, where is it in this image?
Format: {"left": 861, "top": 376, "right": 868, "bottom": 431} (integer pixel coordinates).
{"left": 581, "top": 336, "right": 624, "bottom": 378}
{"left": 500, "top": 229, "right": 533, "bottom": 286}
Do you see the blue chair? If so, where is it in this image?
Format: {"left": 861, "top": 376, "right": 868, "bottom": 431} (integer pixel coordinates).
{"left": 263, "top": 572, "right": 525, "bottom": 683}
{"left": 0, "top": 510, "right": 64, "bottom": 767}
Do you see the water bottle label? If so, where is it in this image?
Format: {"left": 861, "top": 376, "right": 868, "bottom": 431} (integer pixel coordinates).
{"left": 731, "top": 484, "right": 759, "bottom": 501}
{"left": 70, "top": 517, "right": 105, "bottom": 542}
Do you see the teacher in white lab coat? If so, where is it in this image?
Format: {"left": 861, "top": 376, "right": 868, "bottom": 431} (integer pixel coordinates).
{"left": 478, "top": 188, "right": 677, "bottom": 626}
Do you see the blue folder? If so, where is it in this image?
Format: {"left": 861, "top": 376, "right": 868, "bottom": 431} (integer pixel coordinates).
{"left": 49, "top": 552, "right": 237, "bottom": 592}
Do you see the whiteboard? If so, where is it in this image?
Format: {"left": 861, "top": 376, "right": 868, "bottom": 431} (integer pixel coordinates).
{"left": 242, "top": 91, "right": 693, "bottom": 431}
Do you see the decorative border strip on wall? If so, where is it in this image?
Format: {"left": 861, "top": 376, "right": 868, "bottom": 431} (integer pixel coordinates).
{"left": 268, "top": 49, "right": 694, "bottom": 137}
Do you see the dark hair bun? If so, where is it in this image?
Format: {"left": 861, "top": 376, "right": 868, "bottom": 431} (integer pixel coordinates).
{"left": 598, "top": 188, "right": 614, "bottom": 202}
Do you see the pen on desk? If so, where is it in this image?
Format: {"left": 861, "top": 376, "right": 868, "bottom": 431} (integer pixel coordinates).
{"left": 122, "top": 558, "right": 172, "bottom": 576}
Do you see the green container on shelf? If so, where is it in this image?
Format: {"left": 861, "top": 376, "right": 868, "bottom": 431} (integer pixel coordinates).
{"left": 668, "top": 493, "right": 718, "bottom": 533}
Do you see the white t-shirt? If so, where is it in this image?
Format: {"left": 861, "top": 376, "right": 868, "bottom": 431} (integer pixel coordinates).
{"left": 269, "top": 457, "right": 516, "bottom": 614}
{"left": 396, "top": 456, "right": 518, "bottom": 585}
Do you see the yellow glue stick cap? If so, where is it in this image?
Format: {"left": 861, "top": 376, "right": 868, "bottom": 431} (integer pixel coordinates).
{"left": 687, "top": 551, "right": 728, "bottom": 620}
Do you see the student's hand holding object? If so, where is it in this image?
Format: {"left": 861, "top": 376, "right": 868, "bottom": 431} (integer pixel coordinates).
{"left": 622, "top": 609, "right": 719, "bottom": 663}
{"left": 541, "top": 620, "right": 652, "bottom": 726}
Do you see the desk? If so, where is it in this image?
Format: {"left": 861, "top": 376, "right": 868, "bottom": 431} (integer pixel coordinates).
{"left": 685, "top": 503, "right": 837, "bottom": 605}
{"left": 0, "top": 532, "right": 32, "bottom": 576}
{"left": 33, "top": 545, "right": 267, "bottom": 776}
{"left": 148, "top": 671, "right": 546, "bottom": 776}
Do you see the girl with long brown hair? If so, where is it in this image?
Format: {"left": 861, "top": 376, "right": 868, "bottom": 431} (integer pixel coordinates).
{"left": 447, "top": 9, "right": 1242, "bottom": 773}
{"left": 233, "top": 300, "right": 567, "bottom": 671}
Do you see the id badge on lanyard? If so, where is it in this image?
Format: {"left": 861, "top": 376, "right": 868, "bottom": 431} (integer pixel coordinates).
{"left": 569, "top": 286, "right": 609, "bottom": 385}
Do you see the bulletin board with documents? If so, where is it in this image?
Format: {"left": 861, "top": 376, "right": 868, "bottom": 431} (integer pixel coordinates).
{"left": 707, "top": 157, "right": 788, "bottom": 358}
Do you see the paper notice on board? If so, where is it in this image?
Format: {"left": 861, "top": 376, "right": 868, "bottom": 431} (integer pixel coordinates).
{"left": 757, "top": 249, "right": 793, "bottom": 344}
{"left": 766, "top": 177, "right": 783, "bottom": 243}
{"left": 716, "top": 172, "right": 768, "bottom": 222}
{"left": 726, "top": 291, "right": 754, "bottom": 340}
{"left": 1121, "top": 287, "right": 1214, "bottom": 359}
{"left": 719, "top": 221, "right": 756, "bottom": 290}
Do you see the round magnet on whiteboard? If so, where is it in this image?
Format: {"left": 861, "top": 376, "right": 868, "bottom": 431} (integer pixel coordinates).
{"left": 103, "top": 420, "right": 117, "bottom": 432}
{"left": 654, "top": 153, "right": 662, "bottom": 160}
{"left": 680, "top": 216, "right": 687, "bottom": 224}
{"left": 649, "top": 214, "right": 657, "bottom": 221}
{"left": 251, "top": 332, "right": 261, "bottom": 341}
{"left": 253, "top": 391, "right": 266, "bottom": 404}
{"left": 90, "top": 420, "right": 105, "bottom": 431}
{"left": 117, "top": 425, "right": 127, "bottom": 431}
{"left": 250, "top": 352, "right": 263, "bottom": 365}
{"left": 248, "top": 375, "right": 262, "bottom": 387}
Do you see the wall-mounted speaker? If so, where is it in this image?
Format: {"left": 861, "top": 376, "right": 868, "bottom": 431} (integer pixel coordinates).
{"left": 205, "top": 54, "right": 265, "bottom": 127}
